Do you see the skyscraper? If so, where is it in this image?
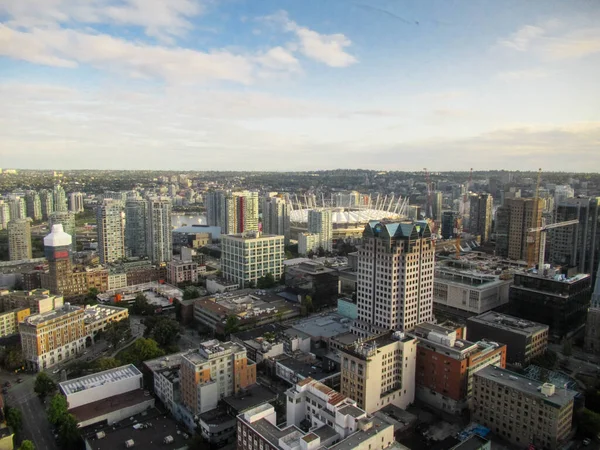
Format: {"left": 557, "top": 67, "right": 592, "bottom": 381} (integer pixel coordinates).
{"left": 8, "top": 219, "right": 32, "bottom": 261}
{"left": 584, "top": 264, "right": 600, "bottom": 354}
{"left": 8, "top": 197, "right": 26, "bottom": 220}
{"left": 25, "top": 191, "right": 42, "bottom": 221}
{"left": 495, "top": 198, "right": 543, "bottom": 261}
{"left": 96, "top": 199, "right": 125, "bottom": 264}
{"left": 432, "top": 191, "right": 443, "bottom": 221}
{"left": 69, "top": 192, "right": 84, "bottom": 213}
{"left": 441, "top": 211, "right": 457, "bottom": 239}
{"left": 353, "top": 221, "right": 435, "bottom": 335}
{"left": 469, "top": 193, "right": 493, "bottom": 242}
{"left": 49, "top": 211, "right": 77, "bottom": 251}
{"left": 43, "top": 224, "right": 74, "bottom": 295}
{"left": 39, "top": 189, "right": 54, "bottom": 220}
{"left": 205, "top": 190, "right": 259, "bottom": 235}
{"left": 146, "top": 197, "right": 172, "bottom": 263}
{"left": 262, "top": 195, "right": 290, "bottom": 243}
{"left": 125, "top": 198, "right": 148, "bottom": 258}
{"left": 307, "top": 209, "right": 333, "bottom": 252}
{"left": 0, "top": 200, "right": 10, "bottom": 230}
{"left": 53, "top": 184, "right": 68, "bottom": 212}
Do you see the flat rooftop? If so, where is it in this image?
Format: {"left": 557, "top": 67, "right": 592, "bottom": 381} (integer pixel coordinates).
{"left": 70, "top": 389, "right": 152, "bottom": 423}
{"left": 468, "top": 311, "right": 548, "bottom": 335}
{"left": 83, "top": 304, "right": 128, "bottom": 324}
{"left": 249, "top": 418, "right": 301, "bottom": 447}
{"left": 475, "top": 366, "right": 577, "bottom": 408}
{"left": 291, "top": 313, "right": 351, "bottom": 339}
{"left": 328, "top": 417, "right": 393, "bottom": 450}
{"left": 60, "top": 364, "right": 141, "bottom": 395}
{"left": 143, "top": 351, "right": 188, "bottom": 372}
{"left": 23, "top": 304, "right": 82, "bottom": 325}
{"left": 223, "top": 384, "right": 278, "bottom": 413}
{"left": 277, "top": 355, "right": 338, "bottom": 381}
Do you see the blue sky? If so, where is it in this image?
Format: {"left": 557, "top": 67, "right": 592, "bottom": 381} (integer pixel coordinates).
{"left": 1, "top": 0, "right": 599, "bottom": 171}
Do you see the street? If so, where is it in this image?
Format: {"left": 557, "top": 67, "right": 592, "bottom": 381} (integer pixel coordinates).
{"left": 548, "top": 343, "right": 600, "bottom": 377}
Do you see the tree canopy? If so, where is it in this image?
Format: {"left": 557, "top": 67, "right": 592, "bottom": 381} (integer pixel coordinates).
{"left": 144, "top": 316, "right": 180, "bottom": 348}
{"left": 57, "top": 413, "right": 82, "bottom": 450}
{"left": 18, "top": 440, "right": 35, "bottom": 450}
{"left": 257, "top": 273, "right": 276, "bottom": 289}
{"left": 48, "top": 393, "right": 69, "bottom": 426}
{"left": 118, "top": 338, "right": 165, "bottom": 366}
{"left": 105, "top": 318, "right": 131, "bottom": 349}
{"left": 34, "top": 372, "right": 56, "bottom": 398}
{"left": 131, "top": 293, "right": 155, "bottom": 315}
{"left": 94, "top": 357, "right": 121, "bottom": 371}
{"left": 224, "top": 315, "right": 240, "bottom": 336}
{"left": 183, "top": 286, "right": 201, "bottom": 300}
{"left": 5, "top": 407, "right": 22, "bottom": 432}
{"left": 577, "top": 408, "right": 600, "bottom": 438}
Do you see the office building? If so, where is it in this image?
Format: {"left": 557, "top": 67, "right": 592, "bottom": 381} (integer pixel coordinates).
{"left": 550, "top": 197, "right": 599, "bottom": 276}
{"left": 298, "top": 232, "right": 320, "bottom": 256}
{"left": 69, "top": 192, "right": 84, "bottom": 213}
{"left": 353, "top": 221, "right": 434, "bottom": 335}
{"left": 495, "top": 198, "right": 543, "bottom": 261}
{"left": 509, "top": 270, "right": 591, "bottom": 340}
{"left": 308, "top": 209, "right": 333, "bottom": 252}
{"left": 19, "top": 304, "right": 87, "bottom": 371}
{"left": 124, "top": 198, "right": 148, "bottom": 258}
{"left": 339, "top": 331, "right": 417, "bottom": 413}
{"left": 221, "top": 232, "right": 284, "bottom": 288}
{"left": 0, "top": 289, "right": 64, "bottom": 314}
{"left": 205, "top": 190, "right": 226, "bottom": 228}
{"left": 25, "top": 191, "right": 42, "bottom": 221}
{"left": 96, "top": 199, "right": 125, "bottom": 264}
{"left": 53, "top": 184, "right": 68, "bottom": 212}
{"left": 146, "top": 197, "right": 172, "bottom": 263}
{"left": 467, "top": 312, "right": 549, "bottom": 364}
{"left": 432, "top": 191, "right": 443, "bottom": 221}
{"left": 39, "top": 189, "right": 54, "bottom": 219}
{"left": 167, "top": 259, "right": 198, "bottom": 285}
{"left": 411, "top": 322, "right": 506, "bottom": 413}
{"left": 0, "top": 200, "right": 9, "bottom": 230}
{"left": 179, "top": 340, "right": 256, "bottom": 414}
{"left": 469, "top": 194, "right": 493, "bottom": 242}
{"left": 8, "top": 196, "right": 26, "bottom": 220}
{"left": 49, "top": 211, "right": 77, "bottom": 251}
{"left": 441, "top": 211, "right": 458, "bottom": 239}
{"left": 472, "top": 366, "right": 576, "bottom": 450}
{"left": 0, "top": 307, "right": 31, "bottom": 338}
{"left": 8, "top": 219, "right": 32, "bottom": 261}
{"left": 285, "top": 261, "right": 339, "bottom": 308}
{"left": 584, "top": 264, "right": 600, "bottom": 354}
{"left": 262, "top": 196, "right": 291, "bottom": 243}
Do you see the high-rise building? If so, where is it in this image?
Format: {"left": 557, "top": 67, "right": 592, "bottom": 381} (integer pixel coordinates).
{"left": 584, "top": 264, "right": 600, "bottom": 354}
{"left": 221, "top": 232, "right": 284, "bottom": 288}
{"left": 469, "top": 193, "right": 493, "bottom": 242}
{"left": 206, "top": 190, "right": 259, "bottom": 235}
{"left": 432, "top": 191, "right": 443, "bottom": 221}
{"left": 411, "top": 322, "right": 506, "bottom": 413}
{"left": 441, "top": 211, "right": 458, "bottom": 239}
{"left": 307, "top": 209, "right": 333, "bottom": 252}
{"left": 8, "top": 196, "right": 26, "bottom": 220}
{"left": 0, "top": 200, "right": 10, "bottom": 230}
{"left": 179, "top": 340, "right": 256, "bottom": 414}
{"left": 550, "top": 197, "right": 599, "bottom": 277}
{"left": 39, "top": 189, "right": 54, "bottom": 220}
{"left": 96, "top": 199, "right": 125, "bottom": 264}
{"left": 495, "top": 198, "right": 543, "bottom": 261}
{"left": 124, "top": 198, "right": 148, "bottom": 258}
{"left": 25, "top": 191, "right": 42, "bottom": 221}
{"left": 554, "top": 185, "right": 574, "bottom": 205}
{"left": 205, "top": 190, "right": 225, "bottom": 228}
{"left": 233, "top": 191, "right": 259, "bottom": 234}
{"left": 339, "top": 331, "right": 417, "bottom": 413}
{"left": 297, "top": 232, "right": 320, "bottom": 256}
{"left": 69, "top": 192, "right": 84, "bottom": 213}
{"left": 146, "top": 197, "right": 172, "bottom": 263}
{"left": 472, "top": 366, "right": 576, "bottom": 450}
{"left": 8, "top": 219, "right": 32, "bottom": 261}
{"left": 261, "top": 196, "right": 290, "bottom": 243}
{"left": 43, "top": 224, "right": 76, "bottom": 295}
{"left": 53, "top": 184, "right": 68, "bottom": 212}
{"left": 49, "top": 211, "right": 77, "bottom": 251}
{"left": 353, "top": 221, "right": 434, "bottom": 335}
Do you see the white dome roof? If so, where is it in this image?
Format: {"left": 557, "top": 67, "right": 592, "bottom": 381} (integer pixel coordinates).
{"left": 290, "top": 208, "right": 402, "bottom": 225}
{"left": 44, "top": 224, "right": 72, "bottom": 247}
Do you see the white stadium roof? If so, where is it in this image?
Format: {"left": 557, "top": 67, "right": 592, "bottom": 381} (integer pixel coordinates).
{"left": 290, "top": 208, "right": 402, "bottom": 225}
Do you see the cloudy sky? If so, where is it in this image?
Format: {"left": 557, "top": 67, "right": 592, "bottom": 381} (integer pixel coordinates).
{"left": 1, "top": 0, "right": 599, "bottom": 171}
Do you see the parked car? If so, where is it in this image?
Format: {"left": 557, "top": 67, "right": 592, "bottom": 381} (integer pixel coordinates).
{"left": 16, "top": 378, "right": 23, "bottom": 384}
{"left": 583, "top": 438, "right": 591, "bottom": 446}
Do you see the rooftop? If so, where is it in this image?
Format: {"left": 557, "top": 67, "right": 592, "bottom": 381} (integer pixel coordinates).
{"left": 44, "top": 224, "right": 72, "bottom": 247}
{"left": 276, "top": 355, "right": 338, "bottom": 382}
{"left": 172, "top": 224, "right": 221, "bottom": 239}
{"left": 83, "top": 304, "right": 128, "bottom": 324}
{"left": 70, "top": 389, "right": 151, "bottom": 423}
{"left": 143, "top": 351, "right": 188, "bottom": 373}
{"left": 23, "top": 304, "right": 82, "bottom": 326}
{"left": 328, "top": 417, "right": 393, "bottom": 450}
{"left": 183, "top": 340, "right": 245, "bottom": 364}
{"left": 468, "top": 311, "right": 548, "bottom": 335}
{"left": 60, "top": 364, "right": 141, "bottom": 395}
{"left": 451, "top": 435, "right": 490, "bottom": 450}
{"left": 291, "top": 313, "right": 352, "bottom": 339}
{"left": 222, "top": 384, "right": 278, "bottom": 413}
{"left": 222, "top": 232, "right": 283, "bottom": 241}
{"left": 475, "top": 366, "right": 577, "bottom": 408}
{"left": 342, "top": 331, "right": 415, "bottom": 360}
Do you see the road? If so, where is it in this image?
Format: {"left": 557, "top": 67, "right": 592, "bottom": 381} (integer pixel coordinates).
{"left": 548, "top": 343, "right": 600, "bottom": 377}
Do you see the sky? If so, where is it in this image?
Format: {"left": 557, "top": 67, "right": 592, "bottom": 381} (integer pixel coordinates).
{"left": 1, "top": 0, "right": 599, "bottom": 172}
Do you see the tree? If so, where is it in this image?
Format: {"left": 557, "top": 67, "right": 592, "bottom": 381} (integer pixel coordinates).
{"left": 57, "top": 413, "right": 82, "bottom": 450}
{"left": 117, "top": 338, "right": 164, "bottom": 366}
{"left": 18, "top": 440, "right": 35, "bottom": 450}
{"left": 562, "top": 338, "right": 573, "bottom": 357}
{"left": 257, "top": 273, "right": 276, "bottom": 289}
{"left": 93, "top": 357, "right": 121, "bottom": 371}
{"left": 2, "top": 345, "right": 25, "bottom": 371}
{"left": 276, "top": 310, "right": 284, "bottom": 323}
{"left": 285, "top": 250, "right": 293, "bottom": 260}
{"left": 105, "top": 318, "right": 131, "bottom": 349}
{"left": 307, "top": 249, "right": 315, "bottom": 259}
{"left": 86, "top": 287, "right": 99, "bottom": 304}
{"left": 5, "top": 407, "right": 22, "bottom": 433}
{"left": 301, "top": 295, "right": 313, "bottom": 316}
{"left": 131, "top": 293, "right": 154, "bottom": 315}
{"left": 577, "top": 408, "right": 600, "bottom": 438}
{"left": 48, "top": 393, "right": 69, "bottom": 426}
{"left": 148, "top": 317, "right": 180, "bottom": 347}
{"left": 223, "top": 315, "right": 240, "bottom": 336}
{"left": 183, "top": 286, "right": 200, "bottom": 300}
{"left": 34, "top": 372, "right": 56, "bottom": 398}
{"left": 317, "top": 246, "right": 326, "bottom": 257}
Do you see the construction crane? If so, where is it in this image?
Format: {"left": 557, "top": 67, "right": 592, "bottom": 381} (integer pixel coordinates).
{"left": 526, "top": 168, "right": 543, "bottom": 268}
{"left": 528, "top": 219, "right": 579, "bottom": 270}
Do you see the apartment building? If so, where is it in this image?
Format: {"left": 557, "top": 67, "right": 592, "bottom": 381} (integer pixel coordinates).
{"left": 469, "top": 194, "right": 493, "bottom": 242}
{"left": 262, "top": 195, "right": 291, "bottom": 244}
{"left": 96, "top": 199, "right": 125, "bottom": 264}
{"left": 339, "top": 331, "right": 417, "bottom": 413}
{"left": 147, "top": 197, "right": 172, "bottom": 264}
{"left": 221, "top": 232, "right": 284, "bottom": 289}
{"left": 206, "top": 190, "right": 259, "bottom": 235}
{"left": 308, "top": 209, "right": 333, "bottom": 252}
{"left": 411, "top": 322, "right": 506, "bottom": 413}
{"left": 0, "top": 289, "right": 64, "bottom": 314}
{"left": 167, "top": 259, "right": 198, "bottom": 285}
{"left": 354, "top": 221, "right": 434, "bottom": 335}
{"left": 0, "top": 307, "right": 30, "bottom": 338}
{"left": 83, "top": 304, "right": 129, "bottom": 337}
{"left": 467, "top": 312, "right": 548, "bottom": 364}
{"left": 472, "top": 366, "right": 576, "bottom": 450}
{"left": 298, "top": 232, "right": 321, "bottom": 256}
{"left": 19, "top": 304, "right": 88, "bottom": 371}
{"left": 8, "top": 219, "right": 32, "bottom": 261}
{"left": 179, "top": 340, "right": 256, "bottom": 414}
{"left": 144, "top": 351, "right": 188, "bottom": 414}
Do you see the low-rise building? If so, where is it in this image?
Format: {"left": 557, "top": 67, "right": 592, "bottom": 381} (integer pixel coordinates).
{"left": 231, "top": 324, "right": 311, "bottom": 363}
{"left": 83, "top": 304, "right": 129, "bottom": 337}
{"left": 410, "top": 322, "right": 506, "bottom": 413}
{"left": 472, "top": 366, "right": 576, "bottom": 450}
{"left": 285, "top": 261, "right": 339, "bottom": 308}
{"left": 0, "top": 307, "right": 30, "bottom": 338}
{"left": 467, "top": 312, "right": 548, "bottom": 364}
{"left": 0, "top": 288, "right": 63, "bottom": 314}
{"left": 339, "top": 331, "right": 417, "bottom": 413}
{"left": 144, "top": 351, "right": 188, "bottom": 415}
{"left": 206, "top": 276, "right": 240, "bottom": 294}
{"left": 167, "top": 259, "right": 198, "bottom": 285}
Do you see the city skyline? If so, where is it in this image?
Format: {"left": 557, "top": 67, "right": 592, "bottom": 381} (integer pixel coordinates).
{"left": 1, "top": 0, "right": 599, "bottom": 172}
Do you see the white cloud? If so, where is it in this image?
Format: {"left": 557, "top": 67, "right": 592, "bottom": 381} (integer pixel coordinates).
{"left": 0, "top": 0, "right": 203, "bottom": 41}
{"left": 262, "top": 10, "right": 357, "bottom": 68}
{"left": 498, "top": 25, "right": 545, "bottom": 51}
{"left": 496, "top": 68, "right": 549, "bottom": 81}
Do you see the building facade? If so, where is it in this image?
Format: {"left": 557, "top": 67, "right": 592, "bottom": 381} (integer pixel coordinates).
{"left": 69, "top": 192, "right": 84, "bottom": 213}
{"left": 124, "top": 198, "right": 148, "bottom": 258}
{"left": 25, "top": 191, "right": 42, "bottom": 221}
{"left": 96, "top": 199, "right": 125, "bottom": 264}
{"left": 307, "top": 209, "right": 333, "bottom": 252}
{"left": 8, "top": 219, "right": 32, "bottom": 261}
{"left": 354, "top": 221, "right": 434, "bottom": 335}
{"left": 52, "top": 184, "right": 68, "bottom": 212}
{"left": 0, "top": 307, "right": 30, "bottom": 338}
{"left": 262, "top": 195, "right": 291, "bottom": 244}
{"left": 469, "top": 194, "right": 493, "bottom": 243}
{"left": 495, "top": 198, "right": 543, "bottom": 261}
{"left": 298, "top": 232, "right": 320, "bottom": 256}
{"left": 147, "top": 197, "right": 172, "bottom": 263}
{"left": 39, "top": 189, "right": 54, "bottom": 220}
{"left": 49, "top": 211, "right": 76, "bottom": 251}
{"left": 167, "top": 260, "right": 198, "bottom": 285}
{"left": 584, "top": 264, "right": 600, "bottom": 353}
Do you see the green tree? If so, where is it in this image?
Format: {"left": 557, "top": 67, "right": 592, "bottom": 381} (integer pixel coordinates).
{"left": 285, "top": 250, "right": 293, "bottom": 260}
{"left": 562, "top": 338, "right": 573, "bottom": 357}
{"left": 5, "top": 407, "right": 22, "bottom": 433}
{"left": 48, "top": 393, "right": 69, "bottom": 426}
{"left": 276, "top": 310, "right": 284, "bottom": 323}
{"left": 131, "top": 293, "right": 153, "bottom": 315}
{"left": 257, "top": 273, "right": 276, "bottom": 289}
{"left": 577, "top": 408, "right": 600, "bottom": 438}
{"left": 34, "top": 372, "right": 56, "bottom": 398}
{"left": 57, "top": 413, "right": 82, "bottom": 450}
{"left": 223, "top": 315, "right": 240, "bottom": 336}
{"left": 317, "top": 246, "right": 326, "bottom": 257}
{"left": 93, "top": 357, "right": 120, "bottom": 371}
{"left": 2, "top": 345, "right": 25, "bottom": 371}
{"left": 18, "top": 440, "right": 35, "bottom": 450}
{"left": 183, "top": 286, "right": 200, "bottom": 300}
{"left": 86, "top": 287, "right": 99, "bottom": 304}
{"left": 117, "top": 338, "right": 164, "bottom": 366}
{"left": 301, "top": 295, "right": 313, "bottom": 316}
{"left": 105, "top": 318, "right": 131, "bottom": 349}
{"left": 148, "top": 317, "right": 180, "bottom": 347}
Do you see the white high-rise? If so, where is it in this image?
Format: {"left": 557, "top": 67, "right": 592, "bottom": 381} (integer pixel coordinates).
{"left": 353, "top": 221, "right": 435, "bottom": 336}
{"left": 261, "top": 196, "right": 290, "bottom": 243}
{"left": 49, "top": 211, "right": 77, "bottom": 251}
{"left": 8, "top": 197, "right": 26, "bottom": 220}
{"left": 96, "top": 199, "right": 125, "bottom": 264}
{"left": 0, "top": 200, "right": 9, "bottom": 230}
{"left": 206, "top": 190, "right": 259, "bottom": 235}
{"left": 69, "top": 192, "right": 84, "bottom": 213}
{"left": 307, "top": 209, "right": 333, "bottom": 252}
{"left": 53, "top": 184, "right": 68, "bottom": 212}
{"left": 146, "top": 197, "right": 172, "bottom": 263}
